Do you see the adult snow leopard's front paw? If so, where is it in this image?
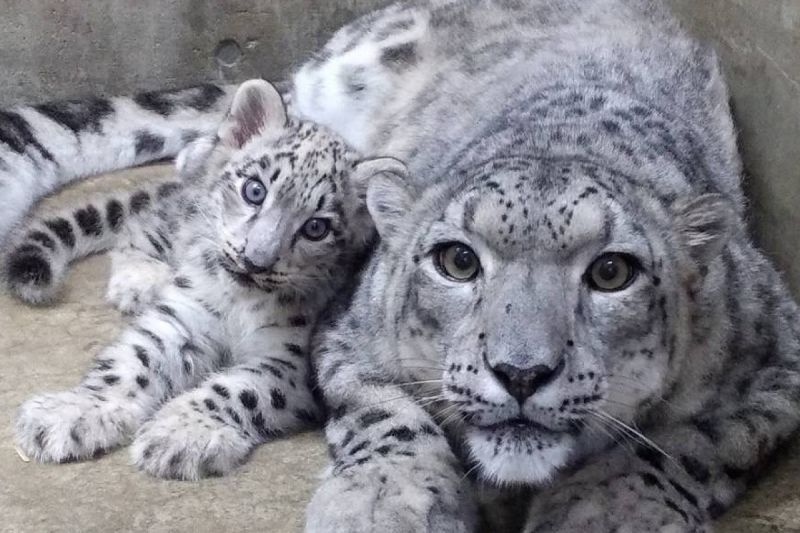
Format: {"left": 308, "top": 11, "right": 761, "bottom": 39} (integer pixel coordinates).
{"left": 523, "top": 476, "right": 711, "bottom": 533}
{"left": 131, "top": 394, "right": 253, "bottom": 480}
{"left": 106, "top": 258, "right": 171, "bottom": 315}
{"left": 306, "top": 466, "right": 476, "bottom": 533}
{"left": 15, "top": 389, "right": 139, "bottom": 463}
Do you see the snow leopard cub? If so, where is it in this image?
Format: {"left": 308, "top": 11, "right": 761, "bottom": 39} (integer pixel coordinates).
{"left": 10, "top": 79, "right": 404, "bottom": 479}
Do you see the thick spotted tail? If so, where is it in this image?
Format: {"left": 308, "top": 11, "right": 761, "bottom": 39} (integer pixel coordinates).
{"left": 0, "top": 83, "right": 236, "bottom": 242}
{"left": 4, "top": 180, "right": 179, "bottom": 305}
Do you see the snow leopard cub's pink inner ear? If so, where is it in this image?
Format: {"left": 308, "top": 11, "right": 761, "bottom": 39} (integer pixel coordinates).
{"left": 218, "top": 79, "right": 288, "bottom": 149}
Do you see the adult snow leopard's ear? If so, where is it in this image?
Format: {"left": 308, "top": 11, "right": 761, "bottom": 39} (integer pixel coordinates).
{"left": 362, "top": 159, "right": 413, "bottom": 238}
{"left": 673, "top": 193, "right": 735, "bottom": 265}
{"left": 218, "top": 79, "right": 287, "bottom": 149}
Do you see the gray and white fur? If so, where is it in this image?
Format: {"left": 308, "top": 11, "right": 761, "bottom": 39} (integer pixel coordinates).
{"left": 10, "top": 80, "right": 401, "bottom": 480}
{"left": 2, "top": 0, "right": 799, "bottom": 531}
{"left": 291, "top": 1, "right": 800, "bottom": 532}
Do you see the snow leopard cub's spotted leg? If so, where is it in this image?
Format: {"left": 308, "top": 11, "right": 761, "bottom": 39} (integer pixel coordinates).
{"left": 106, "top": 184, "right": 181, "bottom": 314}
{"left": 306, "top": 326, "right": 477, "bottom": 533}
{"left": 15, "top": 282, "right": 221, "bottom": 463}
{"left": 132, "top": 320, "right": 320, "bottom": 480}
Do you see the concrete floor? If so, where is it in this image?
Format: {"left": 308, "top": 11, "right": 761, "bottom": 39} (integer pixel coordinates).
{"left": 3, "top": 167, "right": 800, "bottom": 533}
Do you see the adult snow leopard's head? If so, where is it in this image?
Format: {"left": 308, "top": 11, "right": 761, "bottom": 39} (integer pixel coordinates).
{"left": 365, "top": 155, "right": 734, "bottom": 485}
{"left": 183, "top": 80, "right": 403, "bottom": 298}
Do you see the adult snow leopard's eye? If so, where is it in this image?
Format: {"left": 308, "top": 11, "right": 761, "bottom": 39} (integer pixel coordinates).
{"left": 434, "top": 242, "right": 480, "bottom": 282}
{"left": 301, "top": 217, "right": 331, "bottom": 241}
{"left": 241, "top": 178, "right": 267, "bottom": 205}
{"left": 586, "top": 252, "right": 639, "bottom": 292}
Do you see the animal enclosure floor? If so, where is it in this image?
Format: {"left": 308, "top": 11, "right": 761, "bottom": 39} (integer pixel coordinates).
{"left": 1, "top": 166, "right": 799, "bottom": 532}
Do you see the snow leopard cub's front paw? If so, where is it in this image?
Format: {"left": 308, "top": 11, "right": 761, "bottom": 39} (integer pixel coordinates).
{"left": 106, "top": 257, "right": 171, "bottom": 315}
{"left": 306, "top": 465, "right": 475, "bottom": 533}
{"left": 131, "top": 392, "right": 253, "bottom": 480}
{"left": 15, "top": 388, "right": 140, "bottom": 463}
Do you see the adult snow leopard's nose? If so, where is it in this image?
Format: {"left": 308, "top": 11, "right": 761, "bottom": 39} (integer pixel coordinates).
{"left": 489, "top": 358, "right": 566, "bottom": 404}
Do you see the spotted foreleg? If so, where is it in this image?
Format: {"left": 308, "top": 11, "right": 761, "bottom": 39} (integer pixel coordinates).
{"left": 132, "top": 329, "right": 321, "bottom": 479}
{"left": 15, "top": 289, "right": 219, "bottom": 462}
{"left": 306, "top": 382, "right": 477, "bottom": 533}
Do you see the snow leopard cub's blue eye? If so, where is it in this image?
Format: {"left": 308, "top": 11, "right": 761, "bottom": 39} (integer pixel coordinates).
{"left": 301, "top": 218, "right": 331, "bottom": 241}
{"left": 242, "top": 178, "right": 267, "bottom": 205}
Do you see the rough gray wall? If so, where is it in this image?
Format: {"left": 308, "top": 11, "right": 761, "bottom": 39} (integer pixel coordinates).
{"left": 0, "top": 0, "right": 797, "bottom": 291}
{"left": 668, "top": 0, "right": 800, "bottom": 295}
{"left": 0, "top": 0, "right": 388, "bottom": 105}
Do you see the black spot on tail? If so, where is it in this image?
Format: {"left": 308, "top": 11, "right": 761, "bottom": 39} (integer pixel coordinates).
{"left": 44, "top": 218, "right": 75, "bottom": 248}
{"left": 129, "top": 191, "right": 151, "bottom": 214}
{"left": 35, "top": 97, "right": 113, "bottom": 134}
{"left": 27, "top": 231, "right": 56, "bottom": 251}
{"left": 134, "top": 84, "right": 225, "bottom": 116}
{"left": 381, "top": 42, "right": 418, "bottom": 69}
{"left": 0, "top": 110, "right": 55, "bottom": 161}
{"left": 106, "top": 199, "right": 124, "bottom": 232}
{"left": 134, "top": 131, "right": 166, "bottom": 157}
{"left": 157, "top": 182, "right": 180, "bottom": 198}
{"left": 74, "top": 205, "right": 103, "bottom": 236}
{"left": 7, "top": 244, "right": 51, "bottom": 286}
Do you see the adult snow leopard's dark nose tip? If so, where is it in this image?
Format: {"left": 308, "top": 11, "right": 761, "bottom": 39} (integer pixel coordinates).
{"left": 490, "top": 358, "right": 566, "bottom": 404}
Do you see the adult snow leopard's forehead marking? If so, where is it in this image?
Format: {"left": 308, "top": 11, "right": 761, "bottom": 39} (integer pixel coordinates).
{"left": 448, "top": 157, "right": 659, "bottom": 256}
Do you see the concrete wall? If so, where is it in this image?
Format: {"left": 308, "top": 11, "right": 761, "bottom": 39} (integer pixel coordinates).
{"left": 668, "top": 0, "right": 800, "bottom": 295}
{"left": 1, "top": 0, "right": 798, "bottom": 292}
{"left": 0, "top": 0, "right": 387, "bottom": 104}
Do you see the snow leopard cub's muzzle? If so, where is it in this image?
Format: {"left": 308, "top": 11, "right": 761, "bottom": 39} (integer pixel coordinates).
{"left": 367, "top": 159, "right": 734, "bottom": 486}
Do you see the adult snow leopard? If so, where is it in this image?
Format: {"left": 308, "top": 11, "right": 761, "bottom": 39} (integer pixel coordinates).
{"left": 8, "top": 79, "right": 403, "bottom": 479}
{"left": 290, "top": 1, "right": 800, "bottom": 532}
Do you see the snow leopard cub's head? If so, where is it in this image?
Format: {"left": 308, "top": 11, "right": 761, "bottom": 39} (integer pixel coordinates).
{"left": 366, "top": 156, "right": 734, "bottom": 485}
{"left": 183, "top": 80, "right": 404, "bottom": 299}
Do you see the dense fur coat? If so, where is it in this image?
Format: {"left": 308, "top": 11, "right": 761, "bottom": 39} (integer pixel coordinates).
{"left": 7, "top": 81, "right": 400, "bottom": 479}
{"left": 292, "top": 1, "right": 800, "bottom": 531}
{"left": 1, "top": 1, "right": 799, "bottom": 531}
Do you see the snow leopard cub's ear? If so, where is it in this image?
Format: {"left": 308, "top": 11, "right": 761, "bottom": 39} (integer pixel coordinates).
{"left": 360, "top": 158, "right": 412, "bottom": 238}
{"left": 673, "top": 193, "right": 736, "bottom": 265}
{"left": 218, "top": 79, "right": 287, "bottom": 149}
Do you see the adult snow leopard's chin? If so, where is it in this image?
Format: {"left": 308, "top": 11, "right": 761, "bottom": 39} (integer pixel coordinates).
{"left": 463, "top": 424, "right": 575, "bottom": 485}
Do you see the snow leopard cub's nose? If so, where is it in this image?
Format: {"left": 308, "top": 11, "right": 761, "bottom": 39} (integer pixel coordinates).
{"left": 490, "top": 358, "right": 566, "bottom": 404}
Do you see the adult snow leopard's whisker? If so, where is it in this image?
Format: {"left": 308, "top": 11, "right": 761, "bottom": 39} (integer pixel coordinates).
{"left": 586, "top": 411, "right": 649, "bottom": 456}
{"left": 460, "top": 460, "right": 483, "bottom": 482}
{"left": 430, "top": 402, "right": 462, "bottom": 420}
{"left": 395, "top": 379, "right": 444, "bottom": 387}
{"left": 585, "top": 418, "right": 636, "bottom": 457}
{"left": 600, "top": 397, "right": 640, "bottom": 411}
{"left": 437, "top": 407, "right": 467, "bottom": 429}
{"left": 589, "top": 410, "right": 676, "bottom": 466}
